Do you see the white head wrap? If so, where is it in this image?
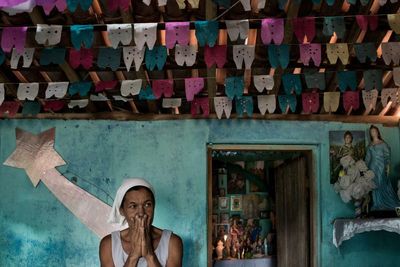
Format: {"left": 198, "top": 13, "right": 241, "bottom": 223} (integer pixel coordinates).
{"left": 108, "top": 178, "right": 155, "bottom": 225}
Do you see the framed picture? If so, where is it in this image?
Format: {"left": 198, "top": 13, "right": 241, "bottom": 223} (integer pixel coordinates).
{"left": 212, "top": 214, "right": 218, "bottom": 224}
{"left": 329, "top": 131, "right": 366, "bottom": 184}
{"left": 219, "top": 188, "right": 226, "bottom": 197}
{"left": 218, "top": 171, "right": 227, "bottom": 188}
{"left": 220, "top": 213, "right": 230, "bottom": 224}
{"left": 230, "top": 195, "right": 242, "bottom": 212}
{"left": 215, "top": 224, "right": 230, "bottom": 238}
{"left": 219, "top": 197, "right": 229, "bottom": 210}
{"left": 227, "top": 165, "right": 246, "bottom": 194}
{"left": 246, "top": 161, "right": 268, "bottom": 193}
{"left": 260, "top": 210, "right": 269, "bottom": 219}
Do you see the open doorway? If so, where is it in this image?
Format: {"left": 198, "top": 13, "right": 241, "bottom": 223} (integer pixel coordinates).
{"left": 207, "top": 145, "right": 317, "bottom": 267}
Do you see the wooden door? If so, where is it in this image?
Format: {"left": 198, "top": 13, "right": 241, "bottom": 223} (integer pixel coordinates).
{"left": 275, "top": 156, "right": 309, "bottom": 267}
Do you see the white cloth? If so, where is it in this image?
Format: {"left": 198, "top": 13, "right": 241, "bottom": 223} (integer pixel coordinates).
{"left": 120, "top": 79, "right": 142, "bottom": 97}
{"left": 175, "top": 45, "right": 197, "bottom": 67}
{"left": 107, "top": 24, "right": 133, "bottom": 49}
{"left": 17, "top": 83, "right": 39, "bottom": 101}
{"left": 381, "top": 42, "right": 400, "bottom": 65}
{"left": 108, "top": 178, "right": 155, "bottom": 226}
{"left": 257, "top": 95, "right": 276, "bottom": 115}
{"left": 362, "top": 89, "right": 378, "bottom": 111}
{"left": 111, "top": 229, "right": 171, "bottom": 267}
{"left": 233, "top": 45, "right": 255, "bottom": 69}
{"left": 134, "top": 23, "right": 158, "bottom": 50}
{"left": 253, "top": 75, "right": 274, "bottom": 92}
{"left": 35, "top": 24, "right": 63, "bottom": 46}
{"left": 162, "top": 98, "right": 182, "bottom": 108}
{"left": 0, "top": 83, "right": 4, "bottom": 106}
{"left": 68, "top": 99, "right": 89, "bottom": 108}
{"left": 45, "top": 82, "right": 69, "bottom": 99}
{"left": 123, "top": 46, "right": 145, "bottom": 71}
{"left": 323, "top": 92, "right": 340, "bottom": 112}
{"left": 381, "top": 88, "right": 400, "bottom": 108}
{"left": 10, "top": 48, "right": 35, "bottom": 69}
{"left": 225, "top": 20, "right": 249, "bottom": 41}
{"left": 214, "top": 96, "right": 232, "bottom": 119}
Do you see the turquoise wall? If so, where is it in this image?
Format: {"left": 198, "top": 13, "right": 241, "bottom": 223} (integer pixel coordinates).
{"left": 0, "top": 119, "right": 399, "bottom": 267}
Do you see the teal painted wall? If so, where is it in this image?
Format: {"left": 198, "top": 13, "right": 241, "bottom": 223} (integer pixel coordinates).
{"left": 0, "top": 119, "right": 399, "bottom": 267}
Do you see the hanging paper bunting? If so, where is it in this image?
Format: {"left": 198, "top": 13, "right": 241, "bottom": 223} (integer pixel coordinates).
{"left": 363, "top": 69, "right": 382, "bottom": 91}
{"left": 66, "top": 0, "right": 92, "bottom": 12}
{"left": 0, "top": 83, "right": 4, "bottom": 106}
{"left": 381, "top": 88, "right": 400, "bottom": 107}
{"left": 356, "top": 15, "right": 378, "bottom": 31}
{"left": 43, "top": 100, "right": 65, "bottom": 112}
{"left": 175, "top": 45, "right": 197, "bottom": 67}
{"left": 239, "top": 0, "right": 251, "bottom": 11}
{"left": 346, "top": 0, "right": 369, "bottom": 6}
{"left": 0, "top": 101, "right": 20, "bottom": 118}
{"left": 225, "top": 76, "right": 244, "bottom": 100}
{"left": 70, "top": 25, "right": 94, "bottom": 50}
{"left": 326, "top": 43, "right": 349, "bottom": 65}
{"left": 176, "top": 0, "right": 186, "bottom": 9}
{"left": 145, "top": 45, "right": 167, "bottom": 71}
{"left": 393, "top": 67, "right": 400, "bottom": 86}
{"left": 299, "top": 43, "right": 321, "bottom": 66}
{"left": 257, "top": 95, "right": 276, "bottom": 115}
{"left": 188, "top": 0, "right": 200, "bottom": 8}
{"left": 133, "top": 23, "right": 158, "bottom": 50}
{"left": 194, "top": 21, "right": 219, "bottom": 47}
{"left": 162, "top": 98, "right": 182, "bottom": 108}
{"left": 0, "top": 48, "right": 5, "bottom": 65}
{"left": 152, "top": 79, "right": 174, "bottom": 99}
{"left": 381, "top": 42, "right": 400, "bottom": 65}
{"left": 268, "top": 44, "right": 289, "bottom": 69}
{"left": 204, "top": 45, "right": 227, "bottom": 68}
{"left": 45, "top": 82, "right": 69, "bottom": 99}
{"left": 108, "top": 0, "right": 130, "bottom": 12}
{"left": 68, "top": 99, "right": 89, "bottom": 109}
{"left": 123, "top": 46, "right": 145, "bottom": 71}
{"left": 68, "top": 82, "right": 92, "bottom": 96}
{"left": 387, "top": 14, "right": 400, "bottom": 34}
{"left": 10, "top": 48, "right": 35, "bottom": 69}
{"left": 69, "top": 48, "right": 93, "bottom": 69}
{"left": 36, "top": 0, "right": 66, "bottom": 15}
{"left": 213, "top": 0, "right": 231, "bottom": 9}
{"left": 22, "top": 101, "right": 41, "bottom": 116}
{"left": 257, "top": 0, "right": 266, "bottom": 9}
{"left": 191, "top": 97, "right": 209, "bottom": 117}
{"left": 282, "top": 74, "right": 302, "bottom": 95}
{"left": 138, "top": 85, "right": 156, "bottom": 100}
{"left": 95, "top": 81, "right": 118, "bottom": 93}
{"left": 35, "top": 24, "right": 63, "bottom": 46}
{"left": 1, "top": 26, "right": 27, "bottom": 53}
{"left": 158, "top": 0, "right": 167, "bottom": 6}
{"left": 278, "top": 0, "right": 289, "bottom": 10}
{"left": 113, "top": 95, "right": 128, "bottom": 102}
{"left": 362, "top": 89, "right": 378, "bottom": 110}
{"left": 225, "top": 20, "right": 249, "bottom": 41}
{"left": 380, "top": 0, "right": 399, "bottom": 6}
{"left": 143, "top": 0, "right": 151, "bottom": 7}
{"left": 90, "top": 94, "right": 109, "bottom": 101}
{"left": 120, "top": 79, "right": 142, "bottom": 97}
{"left": 17, "top": 83, "right": 39, "bottom": 101}
{"left": 253, "top": 75, "right": 274, "bottom": 92}
{"left": 261, "top": 18, "right": 284, "bottom": 45}
{"left": 97, "top": 48, "right": 121, "bottom": 71}
{"left": 165, "top": 22, "right": 190, "bottom": 49}
{"left": 323, "top": 92, "right": 340, "bottom": 112}
{"left": 214, "top": 97, "right": 232, "bottom": 119}
{"left": 39, "top": 48, "right": 66, "bottom": 66}
{"left": 354, "top": 43, "right": 377, "bottom": 63}
{"left": 304, "top": 72, "right": 325, "bottom": 91}
{"left": 185, "top": 77, "right": 204, "bottom": 101}
{"left": 343, "top": 91, "right": 360, "bottom": 112}
{"left": 232, "top": 45, "right": 255, "bottom": 70}
{"left": 1, "top": 0, "right": 35, "bottom": 15}
{"left": 292, "top": 17, "right": 315, "bottom": 43}
{"left": 337, "top": 71, "right": 357, "bottom": 92}
{"left": 107, "top": 24, "right": 133, "bottom": 49}
{"left": 323, "top": 17, "right": 346, "bottom": 39}
{"left": 302, "top": 92, "right": 319, "bottom": 114}
{"left": 278, "top": 95, "right": 296, "bottom": 113}
{"left": 236, "top": 96, "right": 253, "bottom": 117}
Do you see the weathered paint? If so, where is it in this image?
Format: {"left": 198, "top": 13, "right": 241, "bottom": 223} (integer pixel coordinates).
{"left": 0, "top": 119, "right": 399, "bottom": 267}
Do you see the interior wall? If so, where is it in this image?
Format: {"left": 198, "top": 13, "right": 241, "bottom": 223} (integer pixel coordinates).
{"left": 0, "top": 119, "right": 399, "bottom": 267}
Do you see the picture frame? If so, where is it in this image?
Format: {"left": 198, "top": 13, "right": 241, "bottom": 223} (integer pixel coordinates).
{"left": 219, "top": 197, "right": 229, "bottom": 210}
{"left": 219, "top": 188, "right": 226, "bottom": 197}
{"left": 227, "top": 166, "right": 246, "bottom": 194}
{"left": 215, "top": 223, "right": 230, "bottom": 238}
{"left": 230, "top": 195, "right": 242, "bottom": 212}
{"left": 220, "top": 213, "right": 230, "bottom": 224}
{"left": 212, "top": 214, "right": 218, "bottom": 224}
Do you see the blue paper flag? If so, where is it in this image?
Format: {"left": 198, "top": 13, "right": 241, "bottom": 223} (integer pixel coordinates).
{"left": 68, "top": 81, "right": 92, "bottom": 96}
{"left": 97, "top": 48, "right": 121, "bottom": 71}
{"left": 139, "top": 85, "right": 156, "bottom": 100}
{"left": 268, "top": 44, "right": 289, "bottom": 69}
{"left": 304, "top": 72, "right": 325, "bottom": 91}
{"left": 145, "top": 46, "right": 167, "bottom": 71}
{"left": 278, "top": 95, "right": 297, "bottom": 113}
{"left": 337, "top": 71, "right": 357, "bottom": 92}
{"left": 235, "top": 96, "right": 253, "bottom": 117}
{"left": 323, "top": 17, "right": 346, "bottom": 39}
{"left": 67, "top": 0, "right": 92, "bottom": 12}
{"left": 282, "top": 74, "right": 302, "bottom": 95}
{"left": 346, "top": 0, "right": 369, "bottom": 5}
{"left": 354, "top": 43, "right": 377, "bottom": 63}
{"left": 225, "top": 76, "right": 244, "bottom": 100}
{"left": 71, "top": 25, "right": 94, "bottom": 50}
{"left": 0, "top": 48, "right": 5, "bottom": 65}
{"left": 195, "top": 21, "right": 219, "bottom": 47}
{"left": 39, "top": 48, "right": 66, "bottom": 65}
{"left": 22, "top": 101, "right": 41, "bottom": 115}
{"left": 213, "top": 0, "right": 231, "bottom": 9}
{"left": 363, "top": 69, "right": 382, "bottom": 91}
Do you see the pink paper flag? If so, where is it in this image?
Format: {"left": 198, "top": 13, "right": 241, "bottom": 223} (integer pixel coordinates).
{"left": 302, "top": 92, "right": 319, "bottom": 114}
{"left": 261, "top": 18, "right": 284, "bottom": 45}
{"left": 36, "top": 0, "right": 66, "bottom": 15}
{"left": 204, "top": 45, "right": 227, "bottom": 68}
{"left": 356, "top": 15, "right": 378, "bottom": 31}
{"left": 95, "top": 81, "right": 118, "bottom": 92}
{"left": 185, "top": 77, "right": 204, "bottom": 101}
{"left": 0, "top": 101, "right": 19, "bottom": 117}
{"left": 292, "top": 17, "right": 315, "bottom": 43}
{"left": 69, "top": 48, "right": 93, "bottom": 69}
{"left": 108, "top": 0, "right": 131, "bottom": 12}
{"left": 0, "top": 0, "right": 27, "bottom": 7}
{"left": 152, "top": 79, "right": 174, "bottom": 99}
{"left": 191, "top": 97, "right": 209, "bottom": 117}
{"left": 1, "top": 27, "right": 27, "bottom": 53}
{"left": 44, "top": 100, "right": 65, "bottom": 112}
{"left": 299, "top": 43, "right": 321, "bottom": 66}
{"left": 343, "top": 91, "right": 360, "bottom": 112}
{"left": 165, "top": 22, "right": 190, "bottom": 49}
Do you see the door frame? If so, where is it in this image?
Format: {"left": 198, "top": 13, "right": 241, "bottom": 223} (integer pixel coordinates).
{"left": 207, "top": 144, "right": 320, "bottom": 267}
